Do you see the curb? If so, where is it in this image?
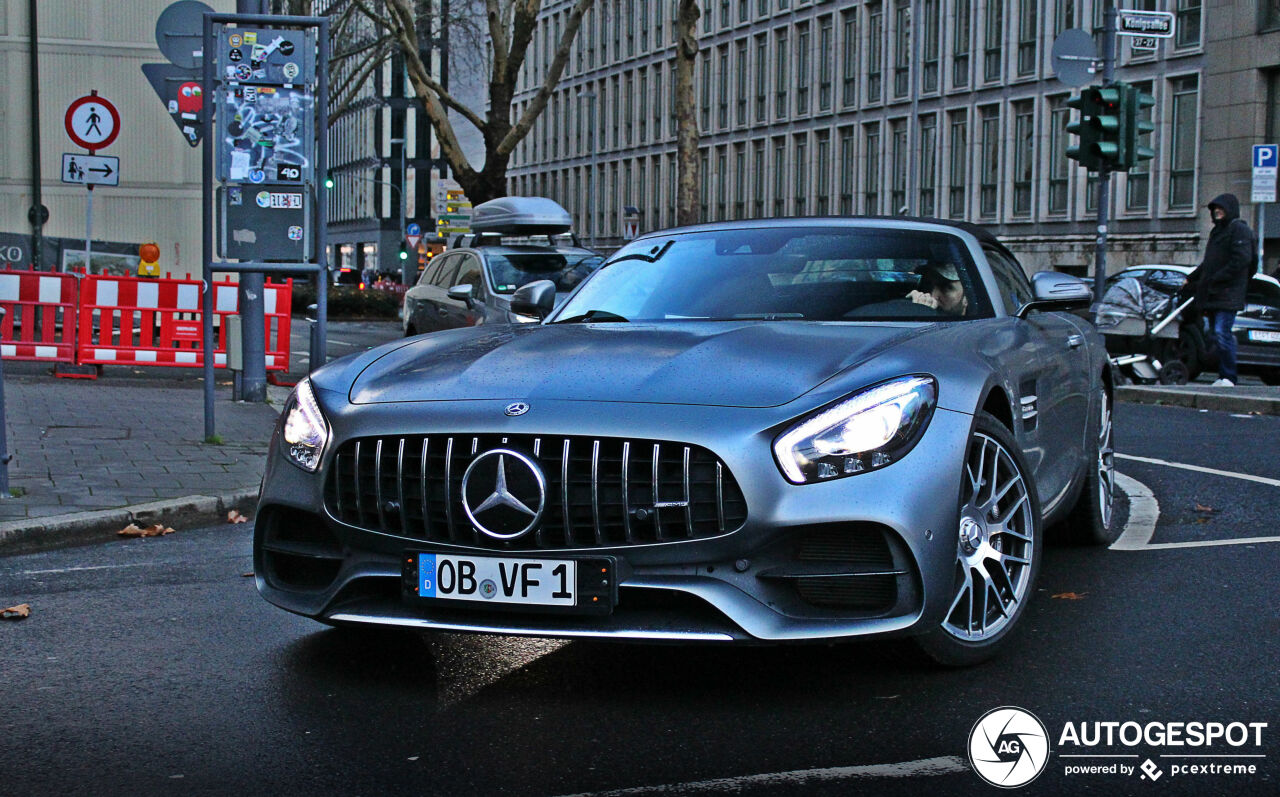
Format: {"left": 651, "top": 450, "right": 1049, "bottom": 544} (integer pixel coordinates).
{"left": 1116, "top": 386, "right": 1280, "bottom": 415}
{"left": 0, "top": 488, "right": 260, "bottom": 557}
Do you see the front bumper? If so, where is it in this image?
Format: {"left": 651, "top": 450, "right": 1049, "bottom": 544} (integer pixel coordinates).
{"left": 255, "top": 398, "right": 973, "bottom": 643}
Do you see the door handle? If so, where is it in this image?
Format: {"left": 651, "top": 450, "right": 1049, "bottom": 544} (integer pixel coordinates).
{"left": 1067, "top": 334, "right": 1084, "bottom": 349}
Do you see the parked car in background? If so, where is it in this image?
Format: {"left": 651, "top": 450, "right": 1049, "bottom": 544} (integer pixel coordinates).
{"left": 1105, "top": 265, "right": 1280, "bottom": 384}
{"left": 257, "top": 216, "right": 1114, "bottom": 666}
{"left": 402, "top": 198, "right": 602, "bottom": 336}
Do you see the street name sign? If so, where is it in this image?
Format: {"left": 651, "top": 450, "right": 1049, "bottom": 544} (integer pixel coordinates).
{"left": 1117, "top": 10, "right": 1175, "bottom": 38}
{"left": 61, "top": 154, "right": 120, "bottom": 187}
{"left": 64, "top": 94, "right": 121, "bottom": 152}
{"left": 1253, "top": 144, "right": 1277, "bottom": 204}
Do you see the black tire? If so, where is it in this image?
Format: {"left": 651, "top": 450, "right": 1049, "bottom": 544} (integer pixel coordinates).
{"left": 1062, "top": 388, "right": 1118, "bottom": 546}
{"left": 913, "top": 412, "right": 1043, "bottom": 667}
{"left": 1177, "top": 324, "right": 1206, "bottom": 381}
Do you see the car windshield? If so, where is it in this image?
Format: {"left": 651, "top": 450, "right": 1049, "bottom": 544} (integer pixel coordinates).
{"left": 554, "top": 226, "right": 993, "bottom": 322}
{"left": 485, "top": 252, "right": 603, "bottom": 294}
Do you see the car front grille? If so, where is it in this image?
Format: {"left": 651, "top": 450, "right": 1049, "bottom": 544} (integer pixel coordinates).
{"left": 324, "top": 434, "right": 748, "bottom": 549}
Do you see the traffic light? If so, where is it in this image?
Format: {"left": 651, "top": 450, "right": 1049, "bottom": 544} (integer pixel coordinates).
{"left": 1066, "top": 84, "right": 1128, "bottom": 171}
{"left": 398, "top": 242, "right": 409, "bottom": 261}
{"left": 324, "top": 171, "right": 334, "bottom": 189}
{"left": 1122, "top": 84, "right": 1156, "bottom": 171}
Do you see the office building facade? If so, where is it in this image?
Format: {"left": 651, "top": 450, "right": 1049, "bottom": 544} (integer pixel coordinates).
{"left": 508, "top": 1, "right": 1216, "bottom": 274}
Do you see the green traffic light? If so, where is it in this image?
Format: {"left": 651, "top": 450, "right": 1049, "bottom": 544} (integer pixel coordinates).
{"left": 399, "top": 247, "right": 408, "bottom": 260}
{"left": 324, "top": 174, "right": 334, "bottom": 189}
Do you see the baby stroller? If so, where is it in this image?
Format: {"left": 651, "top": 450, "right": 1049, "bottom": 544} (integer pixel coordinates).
{"left": 1095, "top": 273, "right": 1197, "bottom": 384}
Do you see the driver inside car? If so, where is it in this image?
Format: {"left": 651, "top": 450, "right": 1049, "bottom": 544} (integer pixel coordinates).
{"left": 907, "top": 262, "right": 970, "bottom": 316}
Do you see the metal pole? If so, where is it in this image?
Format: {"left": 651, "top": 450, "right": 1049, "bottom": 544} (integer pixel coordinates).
{"left": 1258, "top": 204, "right": 1267, "bottom": 274}
{"left": 235, "top": 0, "right": 267, "bottom": 403}
{"left": 314, "top": 16, "right": 329, "bottom": 371}
{"left": 28, "top": 0, "right": 44, "bottom": 269}
{"left": 1092, "top": 1, "right": 1117, "bottom": 303}
{"left": 0, "top": 307, "right": 10, "bottom": 499}
{"left": 202, "top": 12, "right": 216, "bottom": 440}
{"left": 394, "top": 136, "right": 409, "bottom": 286}
{"left": 84, "top": 187, "right": 93, "bottom": 272}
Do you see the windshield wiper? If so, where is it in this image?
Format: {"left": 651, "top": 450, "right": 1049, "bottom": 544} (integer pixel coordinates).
{"left": 607, "top": 239, "right": 674, "bottom": 265}
{"left": 551, "top": 309, "right": 630, "bottom": 324}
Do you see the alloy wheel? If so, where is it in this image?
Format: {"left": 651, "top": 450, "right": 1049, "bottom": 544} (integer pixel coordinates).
{"left": 942, "top": 432, "right": 1036, "bottom": 642}
{"left": 1097, "top": 393, "right": 1116, "bottom": 530}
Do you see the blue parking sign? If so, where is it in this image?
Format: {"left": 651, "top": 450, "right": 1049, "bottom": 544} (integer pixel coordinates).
{"left": 1253, "top": 144, "right": 1277, "bottom": 169}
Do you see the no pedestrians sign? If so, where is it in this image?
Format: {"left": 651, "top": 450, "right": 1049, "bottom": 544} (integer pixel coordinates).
{"left": 64, "top": 93, "right": 121, "bottom": 152}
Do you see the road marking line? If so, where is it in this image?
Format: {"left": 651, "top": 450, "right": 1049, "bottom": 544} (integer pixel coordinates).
{"left": 549, "top": 756, "right": 970, "bottom": 797}
{"left": 20, "top": 563, "right": 159, "bottom": 576}
{"left": 1115, "top": 453, "right": 1280, "bottom": 488}
{"left": 1111, "top": 472, "right": 1159, "bottom": 551}
{"left": 1112, "top": 470, "right": 1280, "bottom": 550}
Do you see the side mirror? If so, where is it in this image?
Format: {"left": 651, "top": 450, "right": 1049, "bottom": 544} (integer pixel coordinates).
{"left": 447, "top": 284, "right": 475, "bottom": 307}
{"left": 510, "top": 279, "right": 556, "bottom": 320}
{"left": 1017, "top": 272, "right": 1093, "bottom": 318}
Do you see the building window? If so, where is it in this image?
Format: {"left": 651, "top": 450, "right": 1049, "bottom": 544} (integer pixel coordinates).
{"left": 815, "top": 131, "right": 831, "bottom": 215}
{"left": 651, "top": 156, "right": 663, "bottom": 228}
{"left": 654, "top": 66, "right": 664, "bottom": 141}
{"left": 1012, "top": 101, "right": 1034, "bottom": 217}
{"left": 948, "top": 112, "right": 967, "bottom": 219}
{"left": 953, "top": 0, "right": 970, "bottom": 89}
{"left": 979, "top": 105, "right": 1001, "bottom": 218}
{"left": 921, "top": 0, "right": 940, "bottom": 94}
{"left": 867, "top": 3, "right": 883, "bottom": 104}
{"left": 841, "top": 12, "right": 857, "bottom": 108}
{"left": 1175, "top": 0, "right": 1201, "bottom": 48}
{"left": 640, "top": 0, "right": 649, "bottom": 50}
{"left": 734, "top": 143, "right": 746, "bottom": 218}
{"left": 1169, "top": 75, "right": 1198, "bottom": 209}
{"left": 717, "top": 46, "right": 730, "bottom": 129}
{"left": 1048, "top": 95, "right": 1071, "bottom": 215}
{"left": 796, "top": 22, "right": 811, "bottom": 115}
{"left": 775, "top": 30, "right": 790, "bottom": 119}
{"left": 1126, "top": 82, "right": 1155, "bottom": 212}
{"left": 863, "top": 122, "right": 881, "bottom": 214}
{"left": 773, "top": 137, "right": 788, "bottom": 216}
{"left": 736, "top": 39, "right": 749, "bottom": 125}
{"left": 639, "top": 70, "right": 648, "bottom": 142}
{"left": 700, "top": 52, "right": 712, "bottom": 130}
{"left": 889, "top": 119, "right": 907, "bottom": 213}
{"left": 739, "top": 0, "right": 749, "bottom": 24}
{"left": 919, "top": 114, "right": 937, "bottom": 217}
{"left": 716, "top": 147, "right": 727, "bottom": 220}
{"left": 700, "top": 150, "right": 710, "bottom": 221}
{"left": 755, "top": 35, "right": 769, "bottom": 122}
{"left": 1055, "top": 0, "right": 1076, "bottom": 34}
{"left": 624, "top": 72, "right": 634, "bottom": 146}
{"left": 753, "top": 140, "right": 766, "bottom": 217}
{"left": 1017, "top": 0, "right": 1037, "bottom": 77}
{"left": 818, "top": 18, "right": 833, "bottom": 111}
{"left": 984, "top": 1, "right": 1004, "bottom": 83}
{"left": 893, "top": 0, "right": 910, "bottom": 98}
{"left": 839, "top": 127, "right": 856, "bottom": 214}
{"left": 794, "top": 134, "right": 809, "bottom": 215}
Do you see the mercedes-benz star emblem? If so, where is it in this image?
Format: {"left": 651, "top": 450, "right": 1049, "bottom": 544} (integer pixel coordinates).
{"left": 461, "top": 449, "right": 546, "bottom": 539}
{"left": 504, "top": 402, "right": 530, "bottom": 417}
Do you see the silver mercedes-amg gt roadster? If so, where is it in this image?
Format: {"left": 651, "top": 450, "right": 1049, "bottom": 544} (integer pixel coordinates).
{"left": 255, "top": 217, "right": 1115, "bottom": 665}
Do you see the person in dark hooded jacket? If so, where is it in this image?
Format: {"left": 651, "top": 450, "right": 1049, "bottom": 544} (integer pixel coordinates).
{"left": 1187, "top": 193, "right": 1255, "bottom": 386}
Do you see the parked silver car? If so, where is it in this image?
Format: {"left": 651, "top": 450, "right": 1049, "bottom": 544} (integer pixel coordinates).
{"left": 257, "top": 217, "right": 1113, "bottom": 666}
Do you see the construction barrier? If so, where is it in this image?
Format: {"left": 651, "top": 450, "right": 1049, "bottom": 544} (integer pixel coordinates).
{"left": 0, "top": 269, "right": 291, "bottom": 374}
{"left": 0, "top": 270, "right": 79, "bottom": 363}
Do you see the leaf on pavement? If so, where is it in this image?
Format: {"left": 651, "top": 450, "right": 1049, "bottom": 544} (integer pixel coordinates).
{"left": 241, "top": 572, "right": 255, "bottom": 578}
{"left": 1194, "top": 503, "right": 1216, "bottom": 513}
{"left": 2, "top": 604, "right": 31, "bottom": 620}
{"left": 227, "top": 510, "right": 250, "bottom": 524}
{"left": 118, "top": 523, "right": 175, "bottom": 538}
{"left": 1052, "top": 592, "right": 1088, "bottom": 600}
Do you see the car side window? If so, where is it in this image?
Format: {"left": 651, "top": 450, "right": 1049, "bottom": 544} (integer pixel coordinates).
{"left": 431, "top": 254, "right": 462, "bottom": 287}
{"left": 984, "top": 247, "right": 1034, "bottom": 315}
{"left": 418, "top": 257, "right": 443, "bottom": 287}
{"left": 453, "top": 255, "right": 484, "bottom": 296}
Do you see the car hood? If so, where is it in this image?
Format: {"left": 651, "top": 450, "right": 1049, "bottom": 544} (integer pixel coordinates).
{"left": 347, "top": 322, "right": 927, "bottom": 408}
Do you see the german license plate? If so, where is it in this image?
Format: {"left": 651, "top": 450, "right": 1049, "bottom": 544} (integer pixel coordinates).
{"left": 403, "top": 552, "right": 615, "bottom": 614}
{"left": 1248, "top": 329, "right": 1280, "bottom": 343}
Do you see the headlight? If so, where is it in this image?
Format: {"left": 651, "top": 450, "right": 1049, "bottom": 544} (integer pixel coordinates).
{"left": 282, "top": 378, "right": 329, "bottom": 472}
{"left": 773, "top": 376, "right": 937, "bottom": 484}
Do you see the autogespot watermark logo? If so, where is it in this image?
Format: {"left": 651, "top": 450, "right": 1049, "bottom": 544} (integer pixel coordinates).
{"left": 968, "top": 707, "right": 1051, "bottom": 788}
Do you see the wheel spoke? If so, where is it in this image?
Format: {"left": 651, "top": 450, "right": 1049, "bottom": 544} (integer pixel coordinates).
{"left": 996, "top": 491, "right": 1029, "bottom": 524}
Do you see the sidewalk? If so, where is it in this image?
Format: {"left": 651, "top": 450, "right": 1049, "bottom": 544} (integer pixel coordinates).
{"left": 0, "top": 376, "right": 287, "bottom": 554}
{"left": 1, "top": 367, "right": 1278, "bottom": 557}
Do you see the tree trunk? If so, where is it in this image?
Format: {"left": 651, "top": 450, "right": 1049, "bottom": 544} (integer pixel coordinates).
{"left": 674, "top": 0, "right": 701, "bottom": 226}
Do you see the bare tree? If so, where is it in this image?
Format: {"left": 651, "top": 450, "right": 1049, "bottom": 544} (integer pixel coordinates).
{"left": 343, "top": 0, "right": 595, "bottom": 203}
{"left": 673, "top": 0, "right": 701, "bottom": 226}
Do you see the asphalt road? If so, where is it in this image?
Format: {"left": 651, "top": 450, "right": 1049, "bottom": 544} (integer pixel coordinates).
{"left": 2, "top": 403, "right": 1278, "bottom": 797}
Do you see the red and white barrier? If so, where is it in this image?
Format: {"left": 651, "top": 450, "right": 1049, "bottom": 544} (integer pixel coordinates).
{"left": 0, "top": 268, "right": 291, "bottom": 375}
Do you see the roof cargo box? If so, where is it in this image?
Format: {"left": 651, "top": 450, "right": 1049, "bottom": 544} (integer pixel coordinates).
{"left": 470, "top": 196, "right": 572, "bottom": 235}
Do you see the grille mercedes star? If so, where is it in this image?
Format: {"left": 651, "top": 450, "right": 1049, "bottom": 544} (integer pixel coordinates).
{"left": 324, "top": 434, "right": 748, "bottom": 549}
